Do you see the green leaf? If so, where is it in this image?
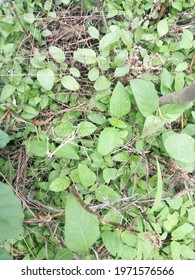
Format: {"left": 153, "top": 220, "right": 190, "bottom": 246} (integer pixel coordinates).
{"left": 88, "top": 68, "right": 99, "bottom": 81}
{"left": 157, "top": 19, "right": 168, "bottom": 37}
{"left": 130, "top": 79, "right": 159, "bottom": 117}
{"left": 172, "top": 223, "right": 194, "bottom": 240}
{"left": 49, "top": 46, "right": 65, "bottom": 63}
{"left": 88, "top": 26, "right": 99, "bottom": 39}
{"left": 160, "top": 68, "right": 173, "bottom": 94}
{"left": 54, "top": 248, "right": 73, "bottom": 260}
{"left": 171, "top": 241, "right": 181, "bottom": 260}
{"left": 108, "top": 118, "right": 127, "bottom": 129}
{"left": 23, "top": 13, "right": 35, "bottom": 24}
{"left": 49, "top": 177, "right": 70, "bottom": 192}
{"left": 65, "top": 195, "right": 100, "bottom": 254}
{"left": 55, "top": 144, "right": 79, "bottom": 159}
{"left": 1, "top": 84, "right": 15, "bottom": 101}
{"left": 0, "top": 182, "right": 24, "bottom": 242}
{"left": 113, "top": 151, "right": 129, "bottom": 162}
{"left": 99, "top": 30, "right": 120, "bottom": 52}
{"left": 54, "top": 121, "right": 74, "bottom": 137}
{"left": 187, "top": 208, "right": 195, "bottom": 225}
{"left": 77, "top": 121, "right": 97, "bottom": 137}
{"left": 167, "top": 197, "right": 183, "bottom": 210}
{"left": 94, "top": 75, "right": 111, "bottom": 91}
{"left": 37, "top": 68, "right": 54, "bottom": 90}
{"left": 114, "top": 64, "right": 129, "bottom": 77}
{"left": 0, "top": 130, "right": 10, "bottom": 148}
{"left": 110, "top": 82, "right": 131, "bottom": 118}
{"left": 87, "top": 112, "right": 106, "bottom": 125}
{"left": 95, "top": 184, "right": 120, "bottom": 203}
{"left": 73, "top": 48, "right": 96, "bottom": 64}
{"left": 103, "top": 168, "right": 117, "bottom": 183}
{"left": 160, "top": 103, "right": 190, "bottom": 122}
{"left": 61, "top": 76, "right": 80, "bottom": 91}
{"left": 175, "top": 62, "right": 188, "bottom": 72}
{"left": 97, "top": 127, "right": 119, "bottom": 155}
{"left": 151, "top": 159, "right": 163, "bottom": 212}
{"left": 102, "top": 231, "right": 122, "bottom": 256}
{"left": 25, "top": 139, "right": 47, "bottom": 157}
{"left": 78, "top": 164, "right": 96, "bottom": 187}
{"left": 0, "top": 249, "right": 13, "bottom": 260}
{"left": 180, "top": 245, "right": 195, "bottom": 260}
{"left": 164, "top": 133, "right": 195, "bottom": 163}
{"left": 142, "top": 116, "right": 164, "bottom": 137}
{"left": 120, "top": 29, "right": 133, "bottom": 49}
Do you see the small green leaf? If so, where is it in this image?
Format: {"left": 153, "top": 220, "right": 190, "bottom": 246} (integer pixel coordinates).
{"left": 99, "top": 30, "right": 120, "bottom": 52}
{"left": 187, "top": 208, "right": 195, "bottom": 225}
{"left": 103, "top": 168, "right": 117, "bottom": 183}
{"left": 175, "top": 62, "right": 188, "bottom": 72}
{"left": 0, "top": 130, "right": 10, "bottom": 148}
{"left": 49, "top": 177, "right": 70, "bottom": 192}
{"left": 78, "top": 164, "right": 96, "bottom": 187}
{"left": 88, "top": 26, "right": 99, "bottom": 39}
{"left": 180, "top": 245, "right": 195, "bottom": 260}
{"left": 96, "top": 185, "right": 120, "bottom": 203}
{"left": 171, "top": 241, "right": 181, "bottom": 260}
{"left": 77, "top": 121, "right": 97, "bottom": 137}
{"left": 37, "top": 68, "right": 54, "bottom": 90}
{"left": 25, "top": 139, "right": 47, "bottom": 157}
{"left": 65, "top": 195, "right": 100, "bottom": 254}
{"left": 172, "top": 223, "right": 194, "bottom": 240}
{"left": 49, "top": 46, "right": 65, "bottom": 63}
{"left": 157, "top": 19, "right": 168, "bottom": 37}
{"left": 98, "top": 127, "right": 119, "bottom": 156}
{"left": 73, "top": 48, "right": 96, "bottom": 64}
{"left": 88, "top": 68, "right": 99, "bottom": 81}
{"left": 110, "top": 82, "right": 131, "bottom": 118}
{"left": 130, "top": 79, "right": 159, "bottom": 117}
{"left": 23, "top": 13, "right": 35, "bottom": 24}
{"left": 61, "top": 76, "right": 80, "bottom": 91}
{"left": 120, "top": 29, "right": 133, "bottom": 49}
{"left": 1, "top": 84, "right": 15, "bottom": 101}
{"left": 94, "top": 75, "right": 111, "bottom": 91}
{"left": 151, "top": 159, "right": 163, "bottom": 212}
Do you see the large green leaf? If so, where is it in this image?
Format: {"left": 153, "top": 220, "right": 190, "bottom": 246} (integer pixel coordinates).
{"left": 0, "top": 182, "right": 24, "bottom": 242}
{"left": 37, "top": 68, "right": 54, "bottom": 90}
{"left": 78, "top": 164, "right": 96, "bottom": 187}
{"left": 49, "top": 177, "right": 70, "bottom": 192}
{"left": 97, "top": 127, "right": 119, "bottom": 155}
{"left": 94, "top": 75, "right": 111, "bottom": 91}
{"left": 163, "top": 133, "right": 195, "bottom": 163}
{"left": 77, "top": 121, "right": 97, "bottom": 137}
{"left": 110, "top": 82, "right": 131, "bottom": 118}
{"left": 171, "top": 223, "right": 193, "bottom": 240}
{"left": 65, "top": 195, "right": 100, "bottom": 254}
{"left": 130, "top": 79, "right": 159, "bottom": 117}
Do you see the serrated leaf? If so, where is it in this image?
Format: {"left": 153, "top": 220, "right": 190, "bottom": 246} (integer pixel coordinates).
{"left": 157, "top": 19, "right": 168, "bottom": 37}
{"left": 61, "top": 76, "right": 80, "bottom": 91}
{"left": 37, "top": 68, "right": 54, "bottom": 90}
{"left": 130, "top": 79, "right": 159, "bottom": 117}
{"left": 78, "top": 164, "right": 96, "bottom": 187}
{"left": 0, "top": 130, "right": 10, "bottom": 148}
{"left": 1, "top": 84, "right": 15, "bottom": 101}
{"left": 49, "top": 177, "right": 70, "bottom": 192}
{"left": 97, "top": 127, "right": 119, "bottom": 155}
{"left": 65, "top": 195, "right": 100, "bottom": 254}
{"left": 55, "top": 144, "right": 79, "bottom": 159}
{"left": 110, "top": 82, "right": 131, "bottom": 118}
{"left": 49, "top": 46, "right": 65, "bottom": 63}
{"left": 25, "top": 139, "right": 47, "bottom": 157}
{"left": 77, "top": 121, "right": 97, "bottom": 137}
{"left": 54, "top": 121, "right": 74, "bottom": 137}
{"left": 73, "top": 48, "right": 96, "bottom": 64}
{"left": 164, "top": 133, "right": 195, "bottom": 163}
{"left": 0, "top": 182, "right": 24, "bottom": 242}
